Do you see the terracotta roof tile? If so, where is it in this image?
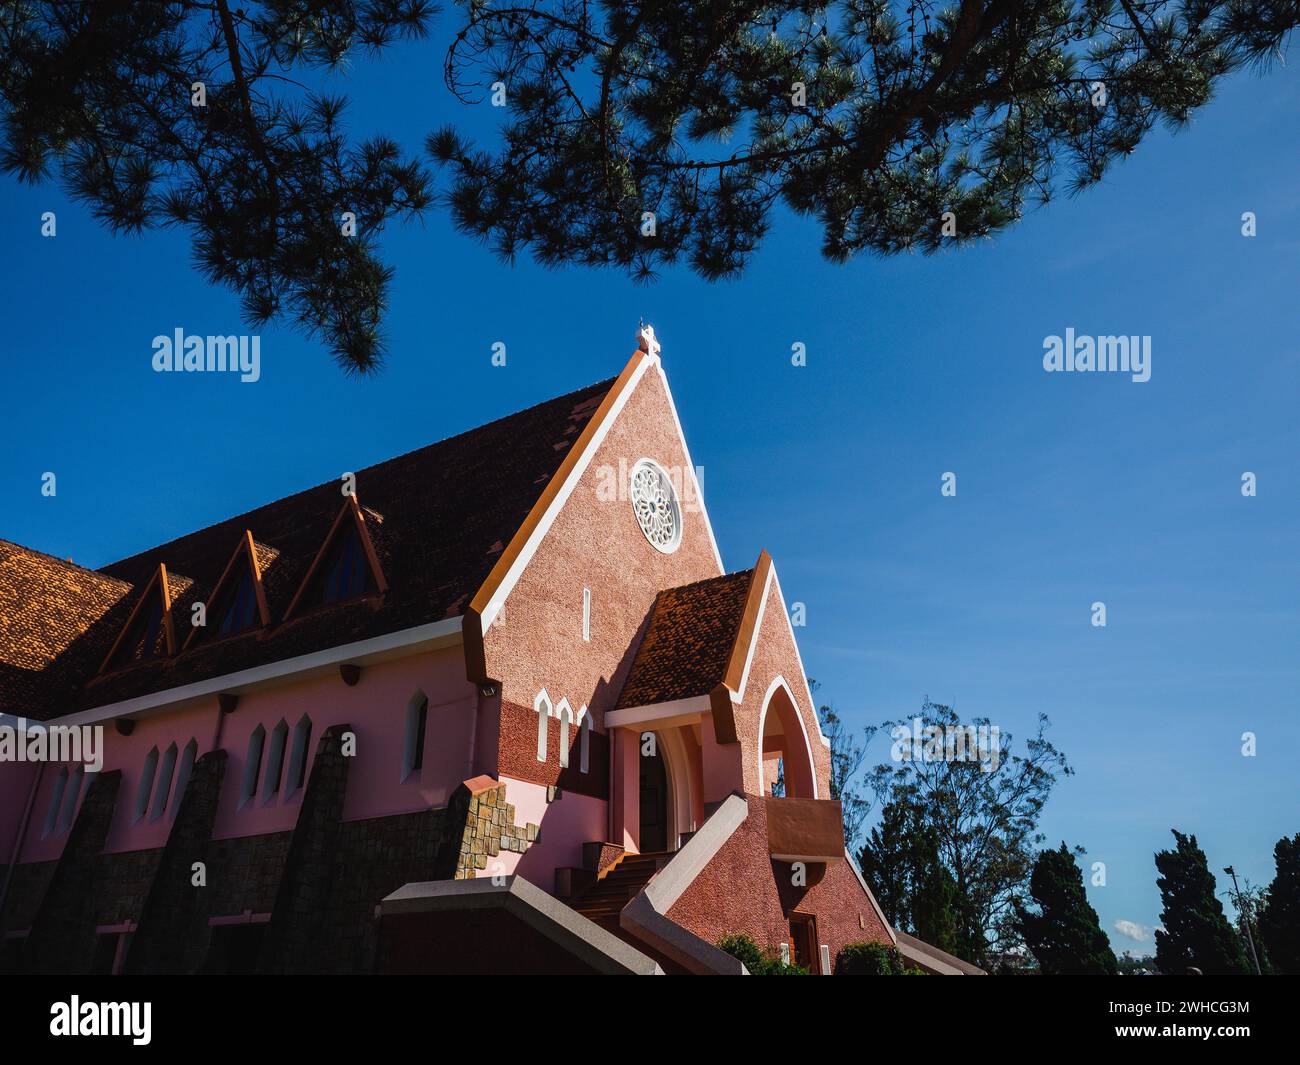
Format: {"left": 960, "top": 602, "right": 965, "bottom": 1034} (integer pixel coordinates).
{"left": 615, "top": 569, "right": 755, "bottom": 709}
{"left": 0, "top": 543, "right": 134, "bottom": 717}
{"left": 1, "top": 377, "right": 615, "bottom": 719}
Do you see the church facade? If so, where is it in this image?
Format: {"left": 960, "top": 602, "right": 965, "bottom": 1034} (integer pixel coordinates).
{"left": 0, "top": 333, "right": 976, "bottom": 975}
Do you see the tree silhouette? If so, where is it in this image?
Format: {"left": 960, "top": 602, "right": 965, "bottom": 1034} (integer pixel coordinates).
{"left": 431, "top": 1, "right": 1300, "bottom": 281}
{"left": 1154, "top": 829, "right": 1250, "bottom": 975}
{"left": 1015, "top": 842, "right": 1117, "bottom": 974}
{"left": 0, "top": 1, "right": 435, "bottom": 373}
{"left": 1259, "top": 833, "right": 1300, "bottom": 974}
{"left": 4, "top": 3, "right": 1299, "bottom": 373}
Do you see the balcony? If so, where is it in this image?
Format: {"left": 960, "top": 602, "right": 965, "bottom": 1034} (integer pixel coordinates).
{"left": 764, "top": 796, "right": 845, "bottom": 863}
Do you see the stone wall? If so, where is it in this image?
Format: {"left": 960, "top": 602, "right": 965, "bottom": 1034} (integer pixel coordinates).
{"left": 24, "top": 770, "right": 124, "bottom": 974}
{"left": 123, "top": 750, "right": 228, "bottom": 974}
{"left": 452, "top": 775, "right": 540, "bottom": 879}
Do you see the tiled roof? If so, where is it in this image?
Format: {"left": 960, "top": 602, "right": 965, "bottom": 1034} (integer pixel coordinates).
{"left": 615, "top": 569, "right": 755, "bottom": 709}
{"left": 0, "top": 377, "right": 615, "bottom": 720}
{"left": 0, "top": 543, "right": 133, "bottom": 717}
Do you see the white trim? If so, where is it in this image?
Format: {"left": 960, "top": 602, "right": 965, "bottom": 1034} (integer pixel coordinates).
{"left": 733, "top": 566, "right": 774, "bottom": 703}
{"left": 652, "top": 362, "right": 725, "bottom": 575}
{"left": 620, "top": 792, "right": 751, "bottom": 975}
{"left": 479, "top": 355, "right": 656, "bottom": 635}
{"left": 555, "top": 697, "right": 575, "bottom": 768}
{"left": 582, "top": 586, "right": 591, "bottom": 642}
{"left": 730, "top": 564, "right": 829, "bottom": 751}
{"left": 40, "top": 616, "right": 464, "bottom": 729}
{"left": 604, "top": 695, "right": 709, "bottom": 731}
{"left": 629, "top": 456, "right": 684, "bottom": 554}
{"left": 756, "top": 675, "right": 820, "bottom": 800}
{"left": 534, "top": 689, "right": 553, "bottom": 763}
{"left": 769, "top": 569, "right": 831, "bottom": 748}
{"left": 380, "top": 876, "right": 663, "bottom": 976}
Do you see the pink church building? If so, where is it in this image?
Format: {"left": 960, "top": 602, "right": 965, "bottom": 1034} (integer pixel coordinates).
{"left": 0, "top": 332, "right": 978, "bottom": 975}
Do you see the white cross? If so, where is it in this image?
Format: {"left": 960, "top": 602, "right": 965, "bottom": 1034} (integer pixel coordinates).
{"left": 638, "top": 322, "right": 661, "bottom": 357}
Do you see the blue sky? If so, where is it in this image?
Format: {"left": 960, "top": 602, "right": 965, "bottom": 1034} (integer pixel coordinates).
{"left": 2, "top": 28, "right": 1296, "bottom": 956}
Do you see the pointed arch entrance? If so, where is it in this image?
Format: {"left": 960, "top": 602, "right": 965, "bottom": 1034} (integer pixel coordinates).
{"left": 757, "top": 677, "right": 818, "bottom": 799}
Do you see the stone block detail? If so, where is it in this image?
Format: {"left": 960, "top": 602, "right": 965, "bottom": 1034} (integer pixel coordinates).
{"left": 258, "top": 723, "right": 353, "bottom": 974}
{"left": 122, "top": 749, "right": 228, "bottom": 974}
{"left": 451, "top": 779, "right": 539, "bottom": 879}
{"left": 24, "top": 770, "right": 124, "bottom": 974}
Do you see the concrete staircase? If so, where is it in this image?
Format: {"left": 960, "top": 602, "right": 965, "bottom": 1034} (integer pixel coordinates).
{"left": 567, "top": 851, "right": 674, "bottom": 930}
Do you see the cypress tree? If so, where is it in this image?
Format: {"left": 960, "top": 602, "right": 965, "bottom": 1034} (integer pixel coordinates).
{"left": 1154, "top": 830, "right": 1250, "bottom": 975}
{"left": 1015, "top": 843, "right": 1117, "bottom": 974}
{"left": 1259, "top": 833, "right": 1300, "bottom": 975}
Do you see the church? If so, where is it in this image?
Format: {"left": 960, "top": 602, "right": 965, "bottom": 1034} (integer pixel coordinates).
{"left": 0, "top": 329, "right": 978, "bottom": 975}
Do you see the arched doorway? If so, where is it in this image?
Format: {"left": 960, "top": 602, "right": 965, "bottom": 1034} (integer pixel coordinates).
{"left": 639, "top": 733, "right": 669, "bottom": 852}
{"left": 758, "top": 678, "right": 818, "bottom": 798}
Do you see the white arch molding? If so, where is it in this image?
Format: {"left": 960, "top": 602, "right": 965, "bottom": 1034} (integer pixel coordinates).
{"left": 756, "top": 675, "right": 820, "bottom": 800}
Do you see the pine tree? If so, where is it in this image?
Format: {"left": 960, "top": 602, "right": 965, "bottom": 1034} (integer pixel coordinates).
{"left": 1014, "top": 843, "right": 1117, "bottom": 974}
{"left": 1154, "top": 830, "right": 1251, "bottom": 975}
{"left": 1258, "top": 833, "right": 1300, "bottom": 975}
{"left": 859, "top": 797, "right": 962, "bottom": 956}
{"left": 431, "top": 2, "right": 1300, "bottom": 282}
{"left": 4, "top": 4, "right": 1300, "bottom": 374}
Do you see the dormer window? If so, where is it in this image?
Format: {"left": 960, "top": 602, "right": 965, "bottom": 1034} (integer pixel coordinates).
{"left": 315, "top": 522, "right": 374, "bottom": 605}
{"left": 283, "top": 498, "right": 387, "bottom": 620}
{"left": 185, "top": 531, "right": 269, "bottom": 650}
{"left": 215, "top": 568, "right": 258, "bottom": 637}
{"left": 101, "top": 564, "right": 175, "bottom": 672}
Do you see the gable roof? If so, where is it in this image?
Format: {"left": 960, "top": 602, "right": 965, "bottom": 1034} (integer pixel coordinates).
{"left": 1, "top": 376, "right": 616, "bottom": 720}
{"left": 615, "top": 568, "right": 756, "bottom": 710}
{"left": 0, "top": 542, "right": 133, "bottom": 717}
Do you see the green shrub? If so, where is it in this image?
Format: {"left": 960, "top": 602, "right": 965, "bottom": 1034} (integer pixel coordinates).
{"left": 837, "top": 941, "right": 926, "bottom": 975}
{"left": 718, "top": 933, "right": 809, "bottom": 975}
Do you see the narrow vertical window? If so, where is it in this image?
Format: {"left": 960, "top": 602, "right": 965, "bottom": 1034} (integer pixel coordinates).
{"left": 133, "top": 747, "right": 159, "bottom": 823}
{"left": 241, "top": 725, "right": 265, "bottom": 808}
{"left": 534, "top": 691, "right": 552, "bottom": 762}
{"left": 172, "top": 739, "right": 198, "bottom": 817}
{"left": 42, "top": 767, "right": 68, "bottom": 839}
{"left": 556, "top": 699, "right": 574, "bottom": 769}
{"left": 578, "top": 706, "right": 591, "bottom": 775}
{"left": 403, "top": 692, "right": 429, "bottom": 781}
{"left": 263, "top": 720, "right": 289, "bottom": 799}
{"left": 149, "top": 743, "right": 178, "bottom": 821}
{"left": 288, "top": 716, "right": 312, "bottom": 793}
{"left": 59, "top": 764, "right": 86, "bottom": 833}
{"left": 582, "top": 587, "right": 591, "bottom": 642}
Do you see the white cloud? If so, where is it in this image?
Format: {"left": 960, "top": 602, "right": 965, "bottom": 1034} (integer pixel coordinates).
{"left": 1113, "top": 919, "right": 1152, "bottom": 942}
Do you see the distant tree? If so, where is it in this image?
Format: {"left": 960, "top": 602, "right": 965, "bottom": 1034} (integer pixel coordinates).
{"left": 862, "top": 701, "right": 1072, "bottom": 967}
{"left": 1116, "top": 950, "right": 1159, "bottom": 976}
{"left": 812, "top": 683, "right": 870, "bottom": 852}
{"left": 1153, "top": 830, "right": 1251, "bottom": 975}
{"left": 858, "top": 797, "right": 961, "bottom": 955}
{"left": 1014, "top": 842, "right": 1117, "bottom": 974}
{"left": 1259, "top": 833, "right": 1300, "bottom": 975}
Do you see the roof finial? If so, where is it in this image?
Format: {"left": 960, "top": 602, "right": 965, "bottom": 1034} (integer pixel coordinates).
{"left": 637, "top": 320, "right": 661, "bottom": 358}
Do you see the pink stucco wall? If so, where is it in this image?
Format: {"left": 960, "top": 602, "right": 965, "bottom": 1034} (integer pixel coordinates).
{"left": 482, "top": 775, "right": 607, "bottom": 889}
{"left": 483, "top": 362, "right": 723, "bottom": 761}
{"left": 14, "top": 645, "right": 476, "bottom": 862}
